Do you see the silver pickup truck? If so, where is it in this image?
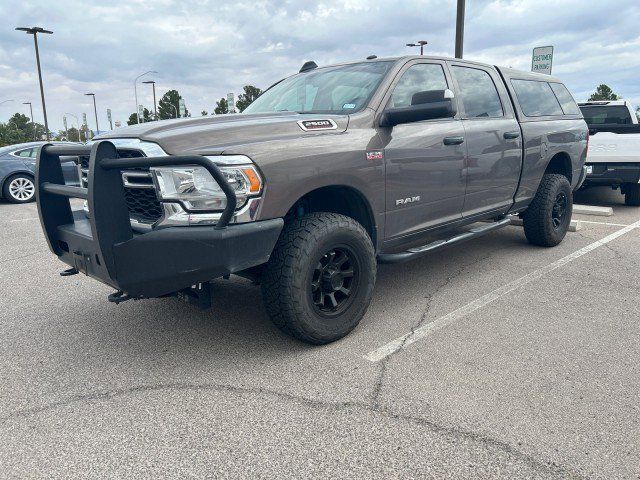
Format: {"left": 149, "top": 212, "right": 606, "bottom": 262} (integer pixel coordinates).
{"left": 579, "top": 100, "right": 640, "bottom": 205}
{"left": 35, "top": 55, "right": 588, "bottom": 344}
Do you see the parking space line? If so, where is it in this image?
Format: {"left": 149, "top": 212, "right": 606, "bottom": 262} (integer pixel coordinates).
{"left": 364, "top": 220, "right": 640, "bottom": 363}
{"left": 6, "top": 217, "right": 40, "bottom": 223}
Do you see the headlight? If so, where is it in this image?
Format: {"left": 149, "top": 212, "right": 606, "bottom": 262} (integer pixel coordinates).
{"left": 151, "top": 163, "right": 262, "bottom": 212}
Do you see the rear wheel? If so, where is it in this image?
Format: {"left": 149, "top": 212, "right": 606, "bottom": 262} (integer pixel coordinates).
{"left": 261, "top": 212, "right": 376, "bottom": 344}
{"left": 522, "top": 173, "right": 573, "bottom": 247}
{"left": 3, "top": 174, "right": 35, "bottom": 204}
{"left": 623, "top": 183, "right": 640, "bottom": 206}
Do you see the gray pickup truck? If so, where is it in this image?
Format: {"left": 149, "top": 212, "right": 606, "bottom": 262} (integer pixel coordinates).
{"left": 36, "top": 55, "right": 588, "bottom": 344}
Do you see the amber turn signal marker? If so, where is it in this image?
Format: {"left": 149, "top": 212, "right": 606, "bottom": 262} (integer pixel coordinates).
{"left": 242, "top": 167, "right": 262, "bottom": 193}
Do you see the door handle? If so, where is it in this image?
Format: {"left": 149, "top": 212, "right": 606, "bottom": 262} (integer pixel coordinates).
{"left": 443, "top": 136, "right": 464, "bottom": 146}
{"left": 503, "top": 131, "right": 520, "bottom": 140}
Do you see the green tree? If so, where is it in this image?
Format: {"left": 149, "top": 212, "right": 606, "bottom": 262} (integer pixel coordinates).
{"left": 588, "top": 84, "right": 619, "bottom": 101}
{"left": 158, "top": 90, "right": 187, "bottom": 120}
{"left": 201, "top": 110, "right": 208, "bottom": 116}
{"left": 0, "top": 113, "right": 48, "bottom": 146}
{"left": 636, "top": 107, "right": 640, "bottom": 122}
{"left": 127, "top": 108, "right": 153, "bottom": 126}
{"left": 214, "top": 97, "right": 229, "bottom": 115}
{"left": 236, "top": 85, "right": 262, "bottom": 112}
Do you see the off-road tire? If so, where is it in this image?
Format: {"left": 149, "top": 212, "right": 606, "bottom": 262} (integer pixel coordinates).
{"left": 522, "top": 173, "right": 573, "bottom": 247}
{"left": 623, "top": 183, "right": 640, "bottom": 206}
{"left": 3, "top": 174, "right": 36, "bottom": 204}
{"left": 261, "top": 212, "right": 376, "bottom": 344}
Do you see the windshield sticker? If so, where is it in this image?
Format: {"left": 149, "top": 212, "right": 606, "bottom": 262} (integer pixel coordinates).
{"left": 297, "top": 119, "right": 338, "bottom": 131}
{"left": 343, "top": 103, "right": 356, "bottom": 109}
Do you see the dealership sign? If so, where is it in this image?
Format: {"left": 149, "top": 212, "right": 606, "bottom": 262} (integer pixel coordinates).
{"left": 532, "top": 46, "right": 553, "bottom": 75}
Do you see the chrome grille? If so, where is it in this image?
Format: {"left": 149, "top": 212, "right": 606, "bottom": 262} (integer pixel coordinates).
{"left": 78, "top": 148, "right": 163, "bottom": 225}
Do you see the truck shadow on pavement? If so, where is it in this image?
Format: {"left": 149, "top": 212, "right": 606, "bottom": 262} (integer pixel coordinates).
{"left": 68, "top": 226, "right": 536, "bottom": 361}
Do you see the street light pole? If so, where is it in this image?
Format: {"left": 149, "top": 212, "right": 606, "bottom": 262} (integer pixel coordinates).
{"left": 455, "top": 0, "right": 466, "bottom": 59}
{"left": 23, "top": 102, "right": 35, "bottom": 141}
{"left": 142, "top": 80, "right": 157, "bottom": 120}
{"left": 406, "top": 40, "right": 428, "bottom": 55}
{"left": 85, "top": 93, "right": 99, "bottom": 134}
{"left": 134, "top": 70, "right": 157, "bottom": 124}
{"left": 16, "top": 27, "right": 53, "bottom": 140}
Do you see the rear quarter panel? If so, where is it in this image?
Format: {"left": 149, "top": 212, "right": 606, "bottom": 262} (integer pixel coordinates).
{"left": 514, "top": 119, "right": 588, "bottom": 209}
{"left": 0, "top": 156, "right": 36, "bottom": 195}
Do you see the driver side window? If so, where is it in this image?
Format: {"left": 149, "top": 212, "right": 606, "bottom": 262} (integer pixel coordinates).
{"left": 390, "top": 64, "right": 448, "bottom": 108}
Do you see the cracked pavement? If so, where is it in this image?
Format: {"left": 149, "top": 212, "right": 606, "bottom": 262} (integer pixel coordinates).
{"left": 0, "top": 187, "right": 639, "bottom": 478}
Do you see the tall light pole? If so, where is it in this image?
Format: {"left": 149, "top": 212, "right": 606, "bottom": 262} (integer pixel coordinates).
{"left": 169, "top": 103, "right": 178, "bottom": 119}
{"left": 455, "top": 0, "right": 465, "bottom": 59}
{"left": 65, "top": 113, "right": 81, "bottom": 142}
{"left": 84, "top": 93, "right": 99, "bottom": 134}
{"left": 406, "top": 40, "right": 428, "bottom": 55}
{"left": 142, "top": 80, "right": 158, "bottom": 120}
{"left": 15, "top": 26, "right": 53, "bottom": 140}
{"left": 134, "top": 70, "right": 157, "bottom": 123}
{"left": 23, "top": 101, "right": 35, "bottom": 141}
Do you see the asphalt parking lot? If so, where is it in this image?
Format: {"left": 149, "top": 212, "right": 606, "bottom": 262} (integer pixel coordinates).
{"left": 1, "top": 187, "right": 638, "bottom": 479}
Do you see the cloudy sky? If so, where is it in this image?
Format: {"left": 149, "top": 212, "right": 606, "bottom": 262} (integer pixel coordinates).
{"left": 1, "top": 0, "right": 639, "bottom": 131}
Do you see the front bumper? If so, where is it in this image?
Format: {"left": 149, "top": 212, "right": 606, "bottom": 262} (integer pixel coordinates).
{"left": 36, "top": 141, "right": 283, "bottom": 298}
{"left": 583, "top": 163, "right": 640, "bottom": 187}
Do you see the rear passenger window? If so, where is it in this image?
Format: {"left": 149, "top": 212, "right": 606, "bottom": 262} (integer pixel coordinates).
{"left": 549, "top": 83, "right": 581, "bottom": 115}
{"left": 511, "top": 79, "right": 563, "bottom": 117}
{"left": 451, "top": 66, "right": 503, "bottom": 118}
{"left": 14, "top": 149, "right": 33, "bottom": 158}
{"left": 390, "top": 64, "right": 448, "bottom": 108}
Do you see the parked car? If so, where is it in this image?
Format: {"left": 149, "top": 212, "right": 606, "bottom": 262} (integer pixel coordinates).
{"left": 36, "top": 55, "right": 587, "bottom": 344}
{"left": 1, "top": 141, "right": 80, "bottom": 203}
{"left": 578, "top": 100, "right": 640, "bottom": 205}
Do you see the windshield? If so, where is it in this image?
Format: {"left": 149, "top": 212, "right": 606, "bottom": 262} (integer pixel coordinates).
{"left": 244, "top": 61, "right": 393, "bottom": 115}
{"left": 579, "top": 105, "right": 633, "bottom": 125}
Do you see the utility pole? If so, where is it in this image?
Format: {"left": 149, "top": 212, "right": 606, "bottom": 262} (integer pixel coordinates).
{"left": 16, "top": 26, "right": 53, "bottom": 140}
{"left": 85, "top": 93, "right": 99, "bottom": 133}
{"left": 455, "top": 0, "right": 465, "bottom": 59}
{"left": 23, "top": 102, "right": 35, "bottom": 141}
{"left": 142, "top": 80, "right": 157, "bottom": 120}
{"left": 406, "top": 40, "right": 428, "bottom": 55}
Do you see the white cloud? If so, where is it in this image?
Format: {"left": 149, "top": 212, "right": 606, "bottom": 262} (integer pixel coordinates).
{"left": 1, "top": 0, "right": 639, "bottom": 131}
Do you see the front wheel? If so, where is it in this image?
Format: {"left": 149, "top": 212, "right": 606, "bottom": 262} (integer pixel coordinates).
{"left": 522, "top": 173, "right": 573, "bottom": 247}
{"left": 261, "top": 212, "right": 376, "bottom": 344}
{"left": 3, "top": 174, "right": 36, "bottom": 204}
{"left": 623, "top": 183, "right": 640, "bottom": 206}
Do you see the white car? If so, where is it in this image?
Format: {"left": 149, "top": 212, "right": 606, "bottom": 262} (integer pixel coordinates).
{"left": 579, "top": 100, "right": 640, "bottom": 205}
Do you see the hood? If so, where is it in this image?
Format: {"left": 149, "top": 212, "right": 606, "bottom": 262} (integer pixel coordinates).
{"left": 95, "top": 112, "right": 348, "bottom": 155}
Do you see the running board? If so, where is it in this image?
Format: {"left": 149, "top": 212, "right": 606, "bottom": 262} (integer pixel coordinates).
{"left": 377, "top": 218, "right": 511, "bottom": 264}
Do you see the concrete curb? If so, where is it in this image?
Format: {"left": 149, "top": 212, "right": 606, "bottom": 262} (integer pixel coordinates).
{"left": 573, "top": 204, "right": 614, "bottom": 217}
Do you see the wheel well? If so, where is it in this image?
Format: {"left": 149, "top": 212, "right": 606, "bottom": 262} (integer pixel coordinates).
{"left": 545, "top": 153, "right": 572, "bottom": 184}
{"left": 286, "top": 186, "right": 376, "bottom": 245}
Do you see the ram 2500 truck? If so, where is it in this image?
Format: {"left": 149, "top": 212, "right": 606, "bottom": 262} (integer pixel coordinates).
{"left": 36, "top": 56, "right": 588, "bottom": 344}
{"left": 578, "top": 100, "right": 640, "bottom": 205}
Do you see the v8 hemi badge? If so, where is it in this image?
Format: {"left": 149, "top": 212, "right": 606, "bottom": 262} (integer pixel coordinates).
{"left": 297, "top": 119, "right": 338, "bottom": 131}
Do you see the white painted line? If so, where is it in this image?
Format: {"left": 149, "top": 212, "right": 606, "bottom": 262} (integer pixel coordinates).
{"left": 364, "top": 220, "right": 640, "bottom": 363}
{"left": 573, "top": 204, "right": 614, "bottom": 217}
{"left": 509, "top": 218, "right": 581, "bottom": 231}
{"left": 6, "top": 217, "right": 39, "bottom": 223}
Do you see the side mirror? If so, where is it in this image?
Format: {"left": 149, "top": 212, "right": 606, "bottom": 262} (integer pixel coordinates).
{"left": 380, "top": 89, "right": 457, "bottom": 127}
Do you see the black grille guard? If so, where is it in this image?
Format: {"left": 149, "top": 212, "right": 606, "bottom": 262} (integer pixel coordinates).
{"left": 33, "top": 140, "right": 283, "bottom": 298}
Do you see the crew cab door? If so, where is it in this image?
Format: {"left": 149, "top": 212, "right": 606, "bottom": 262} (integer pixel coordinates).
{"left": 379, "top": 61, "right": 467, "bottom": 239}
{"left": 448, "top": 63, "right": 522, "bottom": 216}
